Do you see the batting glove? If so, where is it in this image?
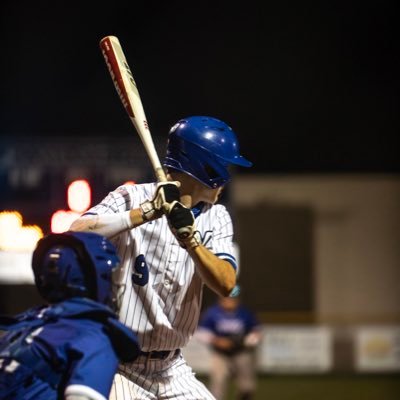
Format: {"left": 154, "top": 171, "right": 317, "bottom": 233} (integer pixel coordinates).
{"left": 140, "top": 181, "right": 180, "bottom": 221}
{"left": 167, "top": 202, "right": 201, "bottom": 249}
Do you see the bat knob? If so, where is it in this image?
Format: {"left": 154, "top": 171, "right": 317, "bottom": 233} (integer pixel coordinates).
{"left": 177, "top": 227, "right": 191, "bottom": 240}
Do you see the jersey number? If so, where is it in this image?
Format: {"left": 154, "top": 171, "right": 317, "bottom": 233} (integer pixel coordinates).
{"left": 131, "top": 255, "right": 149, "bottom": 286}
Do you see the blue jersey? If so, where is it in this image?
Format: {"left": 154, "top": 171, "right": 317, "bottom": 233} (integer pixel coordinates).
{"left": 198, "top": 304, "right": 260, "bottom": 355}
{"left": 0, "top": 297, "right": 139, "bottom": 400}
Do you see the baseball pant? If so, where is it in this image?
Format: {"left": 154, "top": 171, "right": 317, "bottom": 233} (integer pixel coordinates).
{"left": 209, "top": 350, "right": 256, "bottom": 400}
{"left": 110, "top": 352, "right": 215, "bottom": 400}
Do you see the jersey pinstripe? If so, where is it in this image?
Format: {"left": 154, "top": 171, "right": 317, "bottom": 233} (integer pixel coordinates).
{"left": 84, "top": 183, "right": 237, "bottom": 352}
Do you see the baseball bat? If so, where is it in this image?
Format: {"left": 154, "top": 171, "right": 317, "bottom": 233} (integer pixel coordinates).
{"left": 99, "top": 35, "right": 167, "bottom": 183}
{"left": 99, "top": 36, "right": 191, "bottom": 239}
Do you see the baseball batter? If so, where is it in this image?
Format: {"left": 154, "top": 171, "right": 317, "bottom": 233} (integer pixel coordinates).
{"left": 70, "top": 116, "right": 252, "bottom": 399}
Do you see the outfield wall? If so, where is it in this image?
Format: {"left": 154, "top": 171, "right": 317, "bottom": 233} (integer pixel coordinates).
{"left": 183, "top": 324, "right": 400, "bottom": 374}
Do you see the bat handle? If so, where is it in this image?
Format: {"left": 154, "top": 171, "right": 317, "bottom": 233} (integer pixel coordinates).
{"left": 155, "top": 167, "right": 168, "bottom": 182}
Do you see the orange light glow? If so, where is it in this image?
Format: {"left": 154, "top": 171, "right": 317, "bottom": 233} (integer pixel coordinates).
{"left": 67, "top": 179, "right": 91, "bottom": 213}
{"left": 0, "top": 211, "right": 43, "bottom": 251}
{"left": 51, "top": 210, "right": 81, "bottom": 233}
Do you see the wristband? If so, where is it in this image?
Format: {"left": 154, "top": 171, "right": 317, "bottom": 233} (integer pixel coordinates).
{"left": 140, "top": 200, "right": 156, "bottom": 221}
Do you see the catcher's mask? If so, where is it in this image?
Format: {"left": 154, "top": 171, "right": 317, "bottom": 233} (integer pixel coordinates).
{"left": 32, "top": 231, "right": 123, "bottom": 311}
{"left": 163, "top": 116, "right": 252, "bottom": 188}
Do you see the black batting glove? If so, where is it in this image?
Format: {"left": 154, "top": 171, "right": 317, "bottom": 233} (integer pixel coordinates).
{"left": 167, "top": 202, "right": 200, "bottom": 249}
{"left": 168, "top": 202, "right": 194, "bottom": 229}
{"left": 158, "top": 182, "right": 181, "bottom": 205}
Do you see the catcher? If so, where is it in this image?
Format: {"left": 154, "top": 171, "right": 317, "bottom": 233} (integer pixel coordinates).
{"left": 0, "top": 231, "right": 140, "bottom": 400}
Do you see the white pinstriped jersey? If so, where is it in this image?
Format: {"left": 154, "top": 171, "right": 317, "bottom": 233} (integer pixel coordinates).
{"left": 85, "top": 183, "right": 237, "bottom": 352}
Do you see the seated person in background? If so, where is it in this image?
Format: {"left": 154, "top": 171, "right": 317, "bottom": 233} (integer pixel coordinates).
{"left": 0, "top": 231, "right": 140, "bottom": 400}
{"left": 196, "top": 294, "right": 262, "bottom": 400}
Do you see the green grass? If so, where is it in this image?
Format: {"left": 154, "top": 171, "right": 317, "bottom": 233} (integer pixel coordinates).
{"left": 198, "top": 374, "right": 400, "bottom": 400}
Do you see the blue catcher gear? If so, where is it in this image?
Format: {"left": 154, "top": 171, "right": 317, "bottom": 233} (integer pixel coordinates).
{"left": 163, "top": 116, "right": 252, "bottom": 188}
{"left": 32, "top": 231, "right": 120, "bottom": 309}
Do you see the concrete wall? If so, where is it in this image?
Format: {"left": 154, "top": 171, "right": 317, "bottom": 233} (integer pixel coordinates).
{"left": 232, "top": 174, "right": 400, "bottom": 324}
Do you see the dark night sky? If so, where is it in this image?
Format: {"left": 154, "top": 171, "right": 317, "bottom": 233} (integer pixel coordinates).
{"left": 1, "top": 1, "right": 399, "bottom": 173}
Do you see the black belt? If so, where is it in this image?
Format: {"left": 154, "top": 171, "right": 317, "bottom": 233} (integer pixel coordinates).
{"left": 139, "top": 349, "right": 180, "bottom": 360}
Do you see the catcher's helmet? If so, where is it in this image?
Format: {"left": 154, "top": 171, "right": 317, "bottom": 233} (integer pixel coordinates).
{"left": 163, "top": 116, "right": 252, "bottom": 188}
{"left": 32, "top": 231, "right": 120, "bottom": 308}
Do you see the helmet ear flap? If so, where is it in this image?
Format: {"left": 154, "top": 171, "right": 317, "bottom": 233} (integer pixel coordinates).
{"left": 204, "top": 163, "right": 222, "bottom": 180}
{"left": 177, "top": 147, "right": 190, "bottom": 163}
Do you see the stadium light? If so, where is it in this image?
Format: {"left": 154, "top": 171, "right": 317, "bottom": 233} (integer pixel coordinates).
{"left": 50, "top": 179, "right": 92, "bottom": 233}
{"left": 0, "top": 211, "right": 43, "bottom": 251}
{"left": 67, "top": 179, "right": 91, "bottom": 213}
{"left": 51, "top": 210, "right": 81, "bottom": 233}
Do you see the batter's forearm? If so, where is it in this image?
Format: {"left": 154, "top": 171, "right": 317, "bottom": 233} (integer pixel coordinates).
{"left": 189, "top": 246, "right": 236, "bottom": 297}
{"left": 69, "top": 209, "right": 145, "bottom": 239}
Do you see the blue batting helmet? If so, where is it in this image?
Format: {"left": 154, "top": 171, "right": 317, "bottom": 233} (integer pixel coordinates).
{"left": 163, "top": 116, "right": 252, "bottom": 188}
{"left": 32, "top": 231, "right": 120, "bottom": 308}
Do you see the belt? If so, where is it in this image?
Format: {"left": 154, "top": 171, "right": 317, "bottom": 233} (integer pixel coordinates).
{"left": 139, "top": 349, "right": 180, "bottom": 360}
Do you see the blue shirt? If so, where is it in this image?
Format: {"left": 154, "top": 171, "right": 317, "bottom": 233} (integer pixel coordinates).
{"left": 198, "top": 303, "right": 260, "bottom": 355}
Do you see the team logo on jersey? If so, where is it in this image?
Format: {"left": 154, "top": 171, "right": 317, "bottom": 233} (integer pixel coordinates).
{"left": 198, "top": 230, "right": 212, "bottom": 247}
{"left": 131, "top": 255, "right": 149, "bottom": 286}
